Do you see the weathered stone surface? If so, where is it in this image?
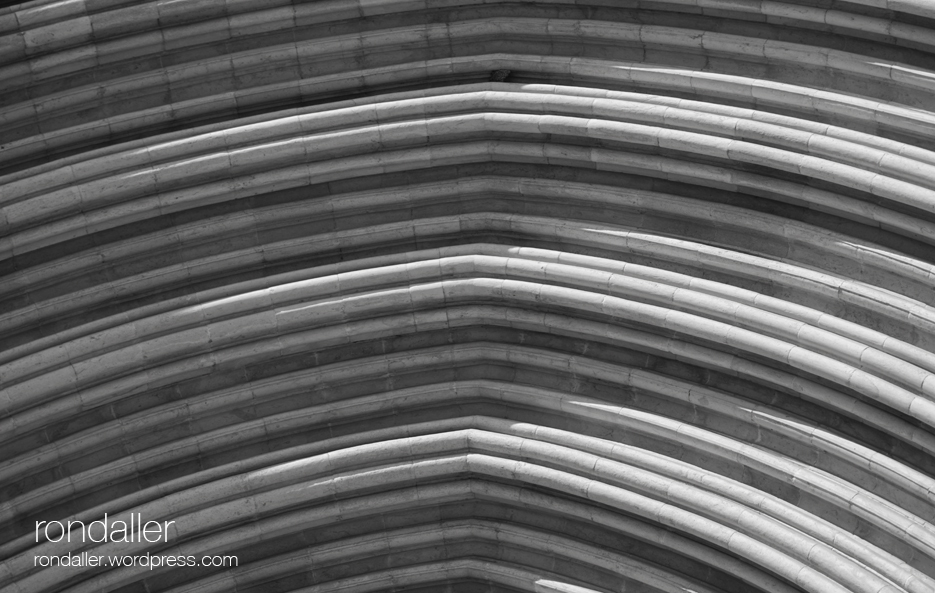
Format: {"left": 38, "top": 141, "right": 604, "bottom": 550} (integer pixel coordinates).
{"left": 1, "top": 1, "right": 935, "bottom": 592}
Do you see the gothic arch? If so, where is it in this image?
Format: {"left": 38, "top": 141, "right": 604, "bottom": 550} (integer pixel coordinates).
{"left": 2, "top": 1, "right": 935, "bottom": 592}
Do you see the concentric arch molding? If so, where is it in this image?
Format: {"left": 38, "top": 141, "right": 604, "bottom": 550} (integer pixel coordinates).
{"left": 1, "top": 1, "right": 935, "bottom": 592}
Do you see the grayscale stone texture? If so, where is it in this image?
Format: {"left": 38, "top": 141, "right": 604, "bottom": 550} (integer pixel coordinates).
{"left": 1, "top": 0, "right": 935, "bottom": 592}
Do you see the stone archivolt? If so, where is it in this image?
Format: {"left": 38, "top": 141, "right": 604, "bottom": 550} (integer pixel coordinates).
{"left": 2, "top": 1, "right": 935, "bottom": 592}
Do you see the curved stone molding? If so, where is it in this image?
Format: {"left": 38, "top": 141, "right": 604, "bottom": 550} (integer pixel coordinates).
{"left": 1, "top": 0, "right": 934, "bottom": 592}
